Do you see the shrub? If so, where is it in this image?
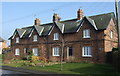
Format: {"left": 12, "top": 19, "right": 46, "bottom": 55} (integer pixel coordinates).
{"left": 112, "top": 48, "right": 119, "bottom": 51}
{"left": 26, "top": 51, "right": 33, "bottom": 60}
{"left": 22, "top": 56, "right": 27, "bottom": 60}
{"left": 39, "top": 56, "right": 47, "bottom": 63}
{"left": 50, "top": 57, "right": 58, "bottom": 63}
{"left": 31, "top": 56, "right": 39, "bottom": 62}
{"left": 112, "top": 48, "right": 120, "bottom": 73}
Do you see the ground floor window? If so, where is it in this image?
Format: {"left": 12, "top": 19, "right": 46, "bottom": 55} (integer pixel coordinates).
{"left": 33, "top": 48, "right": 38, "bottom": 56}
{"left": 53, "top": 47, "right": 59, "bottom": 56}
{"left": 15, "top": 48, "right": 20, "bottom": 55}
{"left": 82, "top": 46, "right": 92, "bottom": 57}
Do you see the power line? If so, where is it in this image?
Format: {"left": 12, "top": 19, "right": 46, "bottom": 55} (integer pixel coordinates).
{"left": 2, "top": 3, "right": 73, "bottom": 24}
{"left": 2, "top": 2, "right": 114, "bottom": 24}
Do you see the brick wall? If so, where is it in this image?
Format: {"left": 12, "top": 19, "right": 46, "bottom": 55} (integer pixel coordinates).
{"left": 104, "top": 18, "right": 118, "bottom": 52}
{"left": 10, "top": 18, "right": 118, "bottom": 63}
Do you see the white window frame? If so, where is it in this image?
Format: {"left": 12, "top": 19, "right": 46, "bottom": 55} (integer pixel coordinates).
{"left": 16, "top": 37, "right": 19, "bottom": 43}
{"left": 53, "top": 47, "right": 59, "bottom": 56}
{"left": 82, "top": 46, "right": 92, "bottom": 57}
{"left": 33, "top": 48, "right": 38, "bottom": 56}
{"left": 33, "top": 35, "right": 37, "bottom": 42}
{"left": 15, "top": 48, "right": 20, "bottom": 55}
{"left": 83, "top": 29, "right": 90, "bottom": 38}
{"left": 54, "top": 33, "right": 59, "bottom": 40}
{"left": 110, "top": 31, "right": 113, "bottom": 39}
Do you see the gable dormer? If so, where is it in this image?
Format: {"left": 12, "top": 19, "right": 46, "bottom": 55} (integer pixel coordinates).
{"left": 11, "top": 29, "right": 26, "bottom": 39}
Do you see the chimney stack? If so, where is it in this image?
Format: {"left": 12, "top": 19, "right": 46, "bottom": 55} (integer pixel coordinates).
{"left": 53, "top": 13, "right": 60, "bottom": 22}
{"left": 77, "top": 9, "right": 84, "bottom": 20}
{"left": 34, "top": 18, "right": 40, "bottom": 25}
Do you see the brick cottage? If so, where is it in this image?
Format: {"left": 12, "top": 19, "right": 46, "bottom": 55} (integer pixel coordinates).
{"left": 9, "top": 9, "right": 118, "bottom": 63}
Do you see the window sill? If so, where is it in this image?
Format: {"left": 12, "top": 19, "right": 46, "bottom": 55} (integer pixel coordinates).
{"left": 82, "top": 55, "right": 92, "bottom": 57}
{"left": 83, "top": 37, "right": 91, "bottom": 39}
{"left": 53, "top": 39, "right": 59, "bottom": 41}
{"left": 33, "top": 40, "right": 37, "bottom": 42}
{"left": 16, "top": 55, "right": 19, "bottom": 56}
{"left": 53, "top": 55, "right": 59, "bottom": 56}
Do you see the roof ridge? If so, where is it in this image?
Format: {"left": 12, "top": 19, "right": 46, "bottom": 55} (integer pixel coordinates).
{"left": 61, "top": 18, "right": 77, "bottom": 22}
{"left": 88, "top": 12, "right": 114, "bottom": 17}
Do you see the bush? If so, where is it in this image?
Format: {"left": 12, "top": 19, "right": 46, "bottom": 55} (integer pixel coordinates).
{"left": 26, "top": 51, "right": 33, "bottom": 60}
{"left": 112, "top": 48, "right": 119, "bottom": 51}
{"left": 39, "top": 56, "right": 47, "bottom": 63}
{"left": 50, "top": 57, "right": 58, "bottom": 63}
{"left": 112, "top": 48, "right": 120, "bottom": 73}
{"left": 31, "top": 56, "right": 39, "bottom": 62}
{"left": 106, "top": 52, "right": 112, "bottom": 63}
{"left": 22, "top": 56, "right": 27, "bottom": 60}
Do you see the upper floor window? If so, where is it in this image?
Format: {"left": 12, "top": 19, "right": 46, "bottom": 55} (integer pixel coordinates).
{"left": 54, "top": 33, "right": 59, "bottom": 40}
{"left": 33, "top": 35, "right": 37, "bottom": 42}
{"left": 82, "top": 46, "right": 92, "bottom": 57}
{"left": 83, "top": 29, "right": 90, "bottom": 38}
{"left": 110, "top": 31, "right": 113, "bottom": 39}
{"left": 15, "top": 48, "right": 20, "bottom": 55}
{"left": 53, "top": 47, "right": 59, "bottom": 56}
{"left": 16, "top": 37, "right": 19, "bottom": 43}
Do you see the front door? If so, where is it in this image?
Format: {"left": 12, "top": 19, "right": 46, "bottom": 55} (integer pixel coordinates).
{"left": 67, "top": 47, "right": 73, "bottom": 59}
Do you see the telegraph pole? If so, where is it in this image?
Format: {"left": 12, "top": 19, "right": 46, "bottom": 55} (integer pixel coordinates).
{"left": 115, "top": 0, "right": 120, "bottom": 51}
{"left": 60, "top": 36, "right": 64, "bottom": 71}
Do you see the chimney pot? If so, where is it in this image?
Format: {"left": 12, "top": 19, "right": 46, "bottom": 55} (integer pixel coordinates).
{"left": 77, "top": 9, "right": 84, "bottom": 20}
{"left": 34, "top": 18, "right": 40, "bottom": 25}
{"left": 53, "top": 13, "right": 60, "bottom": 22}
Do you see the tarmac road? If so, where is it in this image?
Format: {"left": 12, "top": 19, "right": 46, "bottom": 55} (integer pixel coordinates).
{"left": 0, "top": 69, "right": 28, "bottom": 74}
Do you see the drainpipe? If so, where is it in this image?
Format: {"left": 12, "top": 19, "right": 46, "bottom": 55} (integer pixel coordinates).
{"left": 46, "top": 35, "right": 50, "bottom": 59}
{"left": 96, "top": 31, "right": 99, "bottom": 62}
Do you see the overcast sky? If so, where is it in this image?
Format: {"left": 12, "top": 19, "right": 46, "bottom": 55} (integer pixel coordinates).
{"left": 0, "top": 1, "right": 119, "bottom": 46}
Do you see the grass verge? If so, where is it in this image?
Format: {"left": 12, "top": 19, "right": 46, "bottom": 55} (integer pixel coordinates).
{"left": 3, "top": 62, "right": 120, "bottom": 76}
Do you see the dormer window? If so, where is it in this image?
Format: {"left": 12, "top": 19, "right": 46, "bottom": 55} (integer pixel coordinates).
{"left": 16, "top": 37, "right": 19, "bottom": 43}
{"left": 33, "top": 35, "right": 37, "bottom": 42}
{"left": 83, "top": 29, "right": 90, "bottom": 38}
{"left": 54, "top": 33, "right": 59, "bottom": 40}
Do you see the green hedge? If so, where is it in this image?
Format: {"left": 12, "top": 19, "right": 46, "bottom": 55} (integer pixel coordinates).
{"left": 112, "top": 48, "right": 120, "bottom": 73}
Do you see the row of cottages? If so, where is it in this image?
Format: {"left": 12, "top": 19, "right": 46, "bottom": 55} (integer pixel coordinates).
{"left": 0, "top": 37, "right": 7, "bottom": 54}
{"left": 9, "top": 9, "right": 118, "bottom": 63}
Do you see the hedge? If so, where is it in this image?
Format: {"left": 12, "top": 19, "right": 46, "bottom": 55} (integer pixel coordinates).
{"left": 112, "top": 48, "right": 120, "bottom": 73}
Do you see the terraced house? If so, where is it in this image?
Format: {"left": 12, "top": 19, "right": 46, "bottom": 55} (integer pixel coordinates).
{"left": 9, "top": 9, "right": 118, "bottom": 63}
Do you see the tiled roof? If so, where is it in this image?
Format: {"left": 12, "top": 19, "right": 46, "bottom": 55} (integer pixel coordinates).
{"left": 62, "top": 19, "right": 83, "bottom": 33}
{"left": 89, "top": 12, "right": 115, "bottom": 30}
{"left": 16, "top": 29, "right": 26, "bottom": 38}
{"left": 9, "top": 12, "right": 115, "bottom": 39}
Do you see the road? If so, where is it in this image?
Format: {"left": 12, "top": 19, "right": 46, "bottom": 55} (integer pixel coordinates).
{"left": 0, "top": 69, "right": 28, "bottom": 74}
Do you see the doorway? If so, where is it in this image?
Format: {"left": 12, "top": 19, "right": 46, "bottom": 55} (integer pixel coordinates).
{"left": 67, "top": 47, "right": 73, "bottom": 59}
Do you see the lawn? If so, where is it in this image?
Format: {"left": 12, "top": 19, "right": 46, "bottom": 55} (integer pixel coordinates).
{"left": 3, "top": 62, "right": 119, "bottom": 76}
{"left": 0, "top": 54, "right": 2, "bottom": 65}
